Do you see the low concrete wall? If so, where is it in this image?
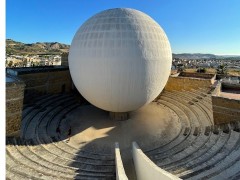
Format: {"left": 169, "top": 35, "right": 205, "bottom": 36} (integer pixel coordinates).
{"left": 212, "top": 81, "right": 221, "bottom": 96}
{"left": 132, "top": 142, "right": 181, "bottom": 180}
{"left": 115, "top": 143, "right": 128, "bottom": 180}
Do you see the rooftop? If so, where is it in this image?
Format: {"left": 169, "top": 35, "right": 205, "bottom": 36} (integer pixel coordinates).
{"left": 6, "top": 66, "right": 69, "bottom": 75}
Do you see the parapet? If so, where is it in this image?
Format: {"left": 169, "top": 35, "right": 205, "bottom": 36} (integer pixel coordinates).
{"left": 6, "top": 66, "right": 69, "bottom": 75}
{"left": 132, "top": 142, "right": 181, "bottom": 180}
{"left": 212, "top": 81, "right": 240, "bottom": 124}
{"left": 164, "top": 72, "right": 216, "bottom": 92}
{"left": 115, "top": 143, "right": 128, "bottom": 180}
{"left": 6, "top": 66, "right": 73, "bottom": 104}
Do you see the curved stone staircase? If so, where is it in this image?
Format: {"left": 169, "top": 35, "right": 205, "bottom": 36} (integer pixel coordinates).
{"left": 6, "top": 93, "right": 116, "bottom": 180}
{"left": 6, "top": 89, "right": 240, "bottom": 179}
{"left": 145, "top": 89, "right": 240, "bottom": 180}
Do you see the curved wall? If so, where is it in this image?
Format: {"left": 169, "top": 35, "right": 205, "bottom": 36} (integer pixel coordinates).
{"left": 132, "top": 142, "right": 181, "bottom": 180}
{"left": 115, "top": 143, "right": 128, "bottom": 180}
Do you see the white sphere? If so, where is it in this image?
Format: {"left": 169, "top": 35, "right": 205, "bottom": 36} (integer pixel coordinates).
{"left": 69, "top": 8, "right": 172, "bottom": 112}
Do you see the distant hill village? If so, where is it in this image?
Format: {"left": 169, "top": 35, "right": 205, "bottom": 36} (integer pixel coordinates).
{"left": 6, "top": 39, "right": 69, "bottom": 67}
{"left": 5, "top": 39, "right": 240, "bottom": 76}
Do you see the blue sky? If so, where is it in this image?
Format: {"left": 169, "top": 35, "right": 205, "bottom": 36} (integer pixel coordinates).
{"left": 6, "top": 0, "right": 240, "bottom": 55}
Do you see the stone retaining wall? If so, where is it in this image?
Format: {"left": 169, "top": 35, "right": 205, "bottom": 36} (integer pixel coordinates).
{"left": 6, "top": 76, "right": 25, "bottom": 136}
{"left": 18, "top": 70, "right": 72, "bottom": 103}
{"left": 212, "top": 82, "right": 240, "bottom": 124}
{"left": 180, "top": 72, "right": 215, "bottom": 80}
{"left": 164, "top": 75, "right": 214, "bottom": 92}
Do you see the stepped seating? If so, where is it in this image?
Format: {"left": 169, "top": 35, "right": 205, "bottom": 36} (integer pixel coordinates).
{"left": 7, "top": 93, "right": 116, "bottom": 180}
{"left": 21, "top": 94, "right": 70, "bottom": 139}
{"left": 163, "top": 91, "right": 213, "bottom": 126}
{"left": 175, "top": 90, "right": 213, "bottom": 121}
{"left": 145, "top": 91, "right": 207, "bottom": 156}
{"left": 7, "top": 137, "right": 115, "bottom": 180}
{"left": 144, "top": 89, "right": 240, "bottom": 179}
{"left": 144, "top": 99, "right": 191, "bottom": 153}
{"left": 6, "top": 90, "right": 240, "bottom": 179}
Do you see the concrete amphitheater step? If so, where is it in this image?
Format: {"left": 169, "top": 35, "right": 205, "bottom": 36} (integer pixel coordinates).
{"left": 7, "top": 152, "right": 114, "bottom": 180}
{"left": 177, "top": 129, "right": 240, "bottom": 179}
{"left": 35, "top": 98, "right": 78, "bottom": 138}
{"left": 51, "top": 139, "right": 115, "bottom": 164}
{"left": 22, "top": 94, "right": 52, "bottom": 110}
{"left": 36, "top": 136, "right": 115, "bottom": 163}
{"left": 230, "top": 170, "right": 240, "bottom": 180}
{"left": 164, "top": 129, "right": 220, "bottom": 172}
{"left": 146, "top": 91, "right": 213, "bottom": 159}
{"left": 167, "top": 90, "right": 213, "bottom": 118}
{"left": 144, "top": 99, "right": 191, "bottom": 155}
{"left": 156, "top": 129, "right": 210, "bottom": 167}
{"left": 182, "top": 89, "right": 212, "bottom": 104}
{"left": 22, "top": 94, "right": 59, "bottom": 119}
{"left": 6, "top": 167, "right": 32, "bottom": 180}
{"left": 186, "top": 130, "right": 240, "bottom": 180}
{"left": 6, "top": 151, "right": 60, "bottom": 180}
{"left": 151, "top": 128, "right": 202, "bottom": 162}
{"left": 162, "top": 91, "right": 212, "bottom": 126}
{"left": 46, "top": 104, "right": 80, "bottom": 138}
{"left": 168, "top": 90, "right": 213, "bottom": 122}
{"left": 7, "top": 138, "right": 116, "bottom": 179}
{"left": 160, "top": 95, "right": 201, "bottom": 127}
{"left": 9, "top": 137, "right": 81, "bottom": 174}
{"left": 197, "top": 87, "right": 213, "bottom": 94}
{"left": 171, "top": 128, "right": 229, "bottom": 175}
{"left": 21, "top": 94, "right": 71, "bottom": 138}
{"left": 208, "top": 154, "right": 240, "bottom": 180}
{"left": 7, "top": 148, "right": 75, "bottom": 179}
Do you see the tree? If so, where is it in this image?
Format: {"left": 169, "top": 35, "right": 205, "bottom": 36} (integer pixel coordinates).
{"left": 217, "top": 65, "right": 227, "bottom": 74}
{"left": 176, "top": 64, "right": 185, "bottom": 72}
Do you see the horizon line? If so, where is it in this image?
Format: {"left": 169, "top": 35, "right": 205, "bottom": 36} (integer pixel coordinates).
{"left": 6, "top": 38, "right": 240, "bottom": 56}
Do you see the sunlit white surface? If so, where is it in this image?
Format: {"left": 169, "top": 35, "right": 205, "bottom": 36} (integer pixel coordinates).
{"left": 69, "top": 8, "right": 172, "bottom": 112}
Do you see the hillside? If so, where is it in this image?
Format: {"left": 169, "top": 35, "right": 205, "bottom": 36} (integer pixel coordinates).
{"left": 6, "top": 39, "right": 240, "bottom": 60}
{"left": 173, "top": 53, "right": 240, "bottom": 60}
{"left": 173, "top": 53, "right": 216, "bottom": 59}
{"left": 6, "top": 39, "right": 70, "bottom": 55}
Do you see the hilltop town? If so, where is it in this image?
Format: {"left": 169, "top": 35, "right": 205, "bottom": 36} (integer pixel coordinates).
{"left": 5, "top": 39, "right": 240, "bottom": 77}
{"left": 5, "top": 39, "right": 69, "bottom": 67}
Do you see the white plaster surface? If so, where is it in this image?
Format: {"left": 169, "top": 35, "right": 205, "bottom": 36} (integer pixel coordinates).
{"left": 132, "top": 142, "right": 182, "bottom": 180}
{"left": 115, "top": 143, "right": 128, "bottom": 180}
{"left": 69, "top": 8, "right": 172, "bottom": 112}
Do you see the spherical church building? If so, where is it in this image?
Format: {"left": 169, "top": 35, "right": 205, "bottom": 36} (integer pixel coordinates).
{"left": 69, "top": 8, "right": 172, "bottom": 112}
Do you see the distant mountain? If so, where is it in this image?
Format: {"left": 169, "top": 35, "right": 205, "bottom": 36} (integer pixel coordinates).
{"left": 173, "top": 53, "right": 216, "bottom": 59}
{"left": 173, "top": 53, "right": 240, "bottom": 60}
{"left": 6, "top": 39, "right": 240, "bottom": 60}
{"left": 6, "top": 39, "right": 70, "bottom": 55}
